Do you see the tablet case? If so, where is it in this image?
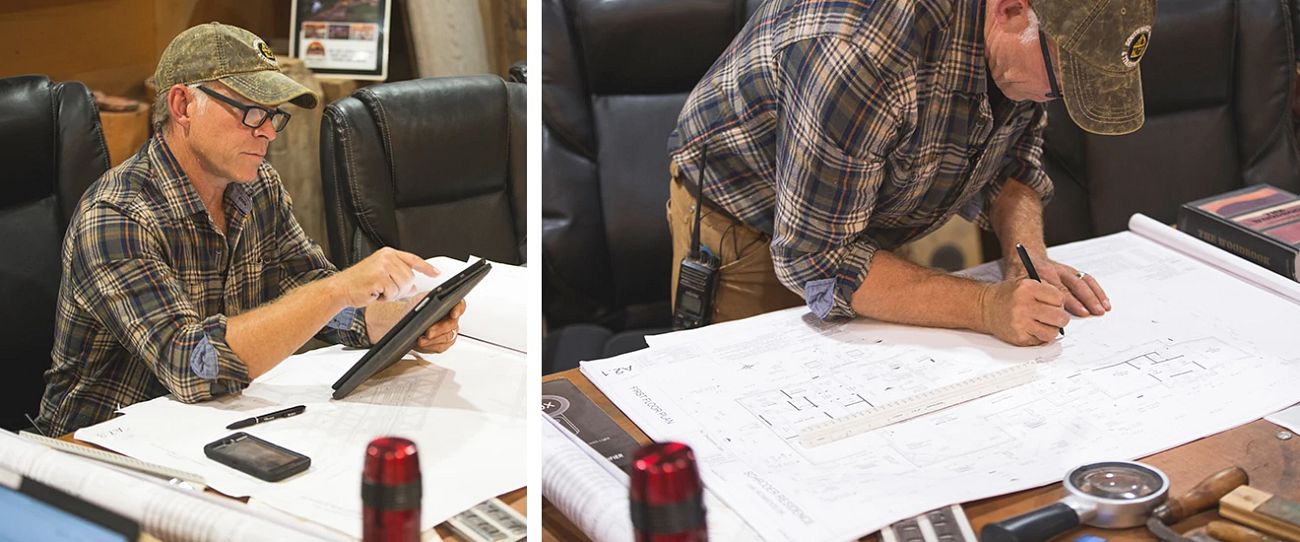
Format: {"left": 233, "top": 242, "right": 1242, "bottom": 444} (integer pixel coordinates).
{"left": 332, "top": 259, "right": 492, "bottom": 399}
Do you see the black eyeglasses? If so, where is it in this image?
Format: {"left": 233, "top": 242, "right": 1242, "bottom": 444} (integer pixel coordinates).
{"left": 196, "top": 85, "right": 292, "bottom": 132}
{"left": 1039, "top": 30, "right": 1062, "bottom": 100}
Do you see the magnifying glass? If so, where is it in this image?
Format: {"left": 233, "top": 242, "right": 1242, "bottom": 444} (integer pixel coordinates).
{"left": 982, "top": 461, "right": 1170, "bottom": 542}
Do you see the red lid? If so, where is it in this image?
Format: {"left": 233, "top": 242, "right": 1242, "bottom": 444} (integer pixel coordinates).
{"left": 363, "top": 437, "right": 421, "bottom": 486}
{"left": 630, "top": 442, "right": 703, "bottom": 506}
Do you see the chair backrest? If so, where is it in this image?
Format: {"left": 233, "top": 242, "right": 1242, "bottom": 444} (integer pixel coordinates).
{"left": 0, "top": 75, "right": 109, "bottom": 431}
{"left": 542, "top": 0, "right": 761, "bottom": 331}
{"left": 1040, "top": 0, "right": 1300, "bottom": 246}
{"left": 321, "top": 75, "right": 527, "bottom": 267}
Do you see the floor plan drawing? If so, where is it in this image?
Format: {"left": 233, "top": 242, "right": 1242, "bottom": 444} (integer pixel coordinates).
{"left": 584, "top": 229, "right": 1300, "bottom": 541}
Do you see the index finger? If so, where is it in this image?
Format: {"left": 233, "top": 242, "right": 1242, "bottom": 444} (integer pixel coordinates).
{"left": 1027, "top": 280, "right": 1065, "bottom": 306}
{"left": 394, "top": 251, "right": 439, "bottom": 277}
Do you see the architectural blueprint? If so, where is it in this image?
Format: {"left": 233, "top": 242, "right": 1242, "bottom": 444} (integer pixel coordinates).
{"left": 584, "top": 226, "right": 1300, "bottom": 541}
{"left": 78, "top": 338, "right": 526, "bottom": 538}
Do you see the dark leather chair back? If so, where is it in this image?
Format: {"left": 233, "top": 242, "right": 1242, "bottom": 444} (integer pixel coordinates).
{"left": 0, "top": 75, "right": 109, "bottom": 431}
{"left": 1040, "top": 0, "right": 1300, "bottom": 247}
{"left": 321, "top": 75, "right": 527, "bottom": 267}
{"left": 543, "top": 0, "right": 761, "bottom": 331}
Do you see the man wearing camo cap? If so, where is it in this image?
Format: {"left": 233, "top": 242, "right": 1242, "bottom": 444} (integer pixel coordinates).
{"left": 37, "top": 23, "right": 464, "bottom": 434}
{"left": 667, "top": 0, "right": 1154, "bottom": 345}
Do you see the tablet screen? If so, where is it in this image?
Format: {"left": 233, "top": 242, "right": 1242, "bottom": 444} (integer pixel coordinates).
{"left": 0, "top": 486, "right": 131, "bottom": 542}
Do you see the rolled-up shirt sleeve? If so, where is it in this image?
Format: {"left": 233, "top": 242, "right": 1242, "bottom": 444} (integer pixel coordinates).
{"left": 69, "top": 204, "right": 249, "bottom": 403}
{"left": 267, "top": 179, "right": 370, "bottom": 348}
{"left": 771, "top": 36, "right": 903, "bottom": 320}
{"left": 968, "top": 103, "right": 1055, "bottom": 230}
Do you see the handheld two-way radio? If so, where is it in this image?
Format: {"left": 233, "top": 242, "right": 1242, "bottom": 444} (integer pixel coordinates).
{"left": 672, "top": 148, "right": 720, "bottom": 330}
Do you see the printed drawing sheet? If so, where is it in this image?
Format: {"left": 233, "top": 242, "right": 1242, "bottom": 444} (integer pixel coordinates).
{"left": 77, "top": 338, "right": 526, "bottom": 539}
{"left": 583, "top": 228, "right": 1300, "bottom": 541}
{"left": 416, "top": 256, "right": 528, "bottom": 353}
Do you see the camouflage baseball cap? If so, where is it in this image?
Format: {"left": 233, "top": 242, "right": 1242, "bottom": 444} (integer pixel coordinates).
{"left": 1034, "top": 0, "right": 1156, "bottom": 135}
{"left": 153, "top": 22, "right": 319, "bottom": 109}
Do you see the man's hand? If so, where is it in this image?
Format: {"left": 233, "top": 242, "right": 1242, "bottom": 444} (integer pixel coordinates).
{"left": 979, "top": 278, "right": 1071, "bottom": 346}
{"left": 1002, "top": 252, "right": 1111, "bottom": 317}
{"left": 413, "top": 299, "right": 466, "bottom": 354}
{"left": 330, "top": 247, "right": 438, "bottom": 307}
{"left": 365, "top": 295, "right": 467, "bottom": 354}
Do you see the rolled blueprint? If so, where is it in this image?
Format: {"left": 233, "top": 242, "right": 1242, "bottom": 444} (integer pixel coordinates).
{"left": 1130, "top": 213, "right": 1300, "bottom": 305}
{"left": 542, "top": 411, "right": 760, "bottom": 541}
{"left": 542, "top": 414, "right": 636, "bottom": 542}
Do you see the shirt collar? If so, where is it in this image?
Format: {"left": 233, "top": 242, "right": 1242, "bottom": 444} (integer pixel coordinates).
{"left": 926, "top": 0, "right": 989, "bottom": 95}
{"left": 146, "top": 133, "right": 261, "bottom": 220}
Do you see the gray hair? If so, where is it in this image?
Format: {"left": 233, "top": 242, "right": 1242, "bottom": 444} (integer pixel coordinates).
{"left": 151, "top": 83, "right": 208, "bottom": 134}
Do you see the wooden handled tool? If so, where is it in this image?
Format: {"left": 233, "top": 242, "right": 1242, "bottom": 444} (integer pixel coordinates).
{"left": 1152, "top": 466, "right": 1250, "bottom": 524}
{"left": 1148, "top": 467, "right": 1250, "bottom": 542}
{"left": 1220, "top": 486, "right": 1300, "bottom": 542}
{"left": 1208, "top": 520, "right": 1284, "bottom": 542}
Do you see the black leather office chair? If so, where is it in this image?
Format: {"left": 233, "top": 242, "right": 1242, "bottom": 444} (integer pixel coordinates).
{"left": 0, "top": 75, "right": 110, "bottom": 431}
{"left": 541, "top": 0, "right": 766, "bottom": 373}
{"left": 321, "top": 75, "right": 527, "bottom": 268}
{"left": 1034, "top": 0, "right": 1300, "bottom": 249}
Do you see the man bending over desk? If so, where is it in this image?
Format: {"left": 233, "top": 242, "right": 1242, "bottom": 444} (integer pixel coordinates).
{"left": 35, "top": 23, "right": 465, "bottom": 436}
{"left": 667, "top": 0, "right": 1154, "bottom": 344}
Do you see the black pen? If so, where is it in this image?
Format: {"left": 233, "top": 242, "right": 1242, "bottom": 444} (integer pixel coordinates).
{"left": 1014, "top": 243, "right": 1064, "bottom": 336}
{"left": 226, "top": 405, "right": 306, "bottom": 430}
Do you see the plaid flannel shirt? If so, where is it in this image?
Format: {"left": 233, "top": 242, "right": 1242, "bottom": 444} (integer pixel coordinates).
{"left": 668, "top": 0, "right": 1054, "bottom": 319}
{"left": 37, "top": 134, "right": 368, "bottom": 435}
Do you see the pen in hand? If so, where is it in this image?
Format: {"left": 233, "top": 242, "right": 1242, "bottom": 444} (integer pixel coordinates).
{"left": 226, "top": 405, "right": 306, "bottom": 430}
{"left": 1014, "top": 243, "right": 1064, "bottom": 337}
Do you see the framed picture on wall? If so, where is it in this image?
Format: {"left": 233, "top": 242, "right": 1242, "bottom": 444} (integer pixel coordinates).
{"left": 289, "top": 0, "right": 391, "bottom": 80}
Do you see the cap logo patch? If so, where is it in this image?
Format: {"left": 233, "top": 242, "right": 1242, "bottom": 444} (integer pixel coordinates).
{"left": 1123, "top": 26, "right": 1151, "bottom": 68}
{"left": 256, "top": 40, "right": 276, "bottom": 63}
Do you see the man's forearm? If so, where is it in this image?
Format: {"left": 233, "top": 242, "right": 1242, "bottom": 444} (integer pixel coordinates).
{"left": 226, "top": 278, "right": 347, "bottom": 380}
{"left": 990, "top": 178, "right": 1046, "bottom": 256}
{"left": 849, "top": 250, "right": 991, "bottom": 332}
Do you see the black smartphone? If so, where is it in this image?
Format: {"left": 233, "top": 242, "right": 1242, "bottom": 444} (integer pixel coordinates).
{"left": 203, "top": 432, "right": 310, "bottom": 482}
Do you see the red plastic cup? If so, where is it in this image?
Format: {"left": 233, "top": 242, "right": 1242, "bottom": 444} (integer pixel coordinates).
{"left": 630, "top": 442, "right": 708, "bottom": 542}
{"left": 362, "top": 437, "right": 421, "bottom": 542}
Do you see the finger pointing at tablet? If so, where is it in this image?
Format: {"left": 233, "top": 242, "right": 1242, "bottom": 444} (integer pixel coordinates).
{"left": 333, "top": 247, "right": 440, "bottom": 307}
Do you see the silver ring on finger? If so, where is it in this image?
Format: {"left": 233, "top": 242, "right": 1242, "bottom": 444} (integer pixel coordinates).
{"left": 1075, "top": 271, "right": 1087, "bottom": 280}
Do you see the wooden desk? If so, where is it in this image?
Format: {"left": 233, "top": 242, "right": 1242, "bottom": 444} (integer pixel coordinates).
{"left": 57, "top": 433, "right": 524, "bottom": 541}
{"left": 542, "top": 368, "right": 1299, "bottom": 542}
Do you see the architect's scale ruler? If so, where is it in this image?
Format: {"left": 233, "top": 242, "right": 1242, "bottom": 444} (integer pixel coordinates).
{"left": 19, "top": 431, "right": 206, "bottom": 490}
{"left": 799, "top": 362, "right": 1038, "bottom": 447}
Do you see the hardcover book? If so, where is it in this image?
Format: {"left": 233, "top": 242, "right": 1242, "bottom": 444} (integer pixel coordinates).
{"left": 1178, "top": 184, "right": 1300, "bottom": 281}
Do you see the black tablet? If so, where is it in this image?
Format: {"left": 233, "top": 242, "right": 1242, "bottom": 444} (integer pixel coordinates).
{"left": 331, "top": 259, "right": 491, "bottom": 399}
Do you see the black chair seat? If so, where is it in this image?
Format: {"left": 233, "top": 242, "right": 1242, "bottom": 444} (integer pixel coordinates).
{"left": 543, "top": 324, "right": 669, "bottom": 374}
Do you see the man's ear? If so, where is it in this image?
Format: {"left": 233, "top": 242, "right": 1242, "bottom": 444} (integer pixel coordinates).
{"left": 991, "top": 0, "right": 1030, "bottom": 26}
{"left": 167, "top": 85, "right": 194, "bottom": 131}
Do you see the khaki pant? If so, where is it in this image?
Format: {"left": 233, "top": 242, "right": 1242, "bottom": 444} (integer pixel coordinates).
{"left": 666, "top": 172, "right": 804, "bottom": 324}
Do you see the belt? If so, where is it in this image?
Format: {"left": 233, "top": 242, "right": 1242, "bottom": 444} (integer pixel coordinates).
{"left": 669, "top": 159, "right": 743, "bottom": 224}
